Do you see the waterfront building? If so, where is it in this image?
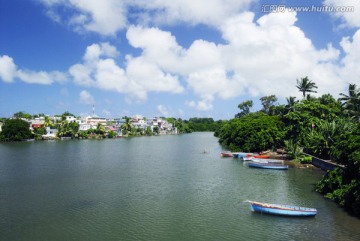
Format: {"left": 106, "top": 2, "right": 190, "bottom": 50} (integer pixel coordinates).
{"left": 42, "top": 127, "right": 58, "bottom": 139}
{"left": 84, "top": 116, "right": 107, "bottom": 126}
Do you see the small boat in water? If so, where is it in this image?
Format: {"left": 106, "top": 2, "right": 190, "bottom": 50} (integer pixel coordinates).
{"left": 254, "top": 155, "right": 270, "bottom": 159}
{"left": 232, "top": 152, "right": 253, "bottom": 158}
{"left": 247, "top": 201, "right": 317, "bottom": 217}
{"left": 248, "top": 162, "right": 288, "bottom": 170}
{"left": 221, "top": 151, "right": 233, "bottom": 157}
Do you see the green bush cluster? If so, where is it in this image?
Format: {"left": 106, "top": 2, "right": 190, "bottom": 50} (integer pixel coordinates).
{"left": 216, "top": 112, "right": 285, "bottom": 152}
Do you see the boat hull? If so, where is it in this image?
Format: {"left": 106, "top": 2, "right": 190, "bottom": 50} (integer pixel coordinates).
{"left": 254, "top": 155, "right": 270, "bottom": 159}
{"left": 250, "top": 202, "right": 317, "bottom": 217}
{"left": 248, "top": 162, "right": 288, "bottom": 170}
{"left": 221, "top": 152, "right": 233, "bottom": 157}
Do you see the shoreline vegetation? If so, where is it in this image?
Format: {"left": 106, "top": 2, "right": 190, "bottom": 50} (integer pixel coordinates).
{"left": 214, "top": 79, "right": 360, "bottom": 218}
{"left": 1, "top": 79, "right": 359, "bottom": 217}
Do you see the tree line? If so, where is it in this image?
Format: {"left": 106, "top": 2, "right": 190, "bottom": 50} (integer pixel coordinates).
{"left": 215, "top": 77, "right": 360, "bottom": 217}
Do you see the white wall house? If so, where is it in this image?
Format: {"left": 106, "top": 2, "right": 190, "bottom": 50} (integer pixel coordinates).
{"left": 65, "top": 116, "right": 77, "bottom": 123}
{"left": 30, "top": 117, "right": 45, "bottom": 125}
{"left": 84, "top": 116, "right": 107, "bottom": 126}
{"left": 42, "top": 127, "right": 58, "bottom": 139}
{"left": 79, "top": 123, "right": 94, "bottom": 131}
{"left": 132, "top": 118, "right": 147, "bottom": 129}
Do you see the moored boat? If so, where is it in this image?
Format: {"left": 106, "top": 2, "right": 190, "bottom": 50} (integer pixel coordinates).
{"left": 248, "top": 162, "right": 288, "bottom": 170}
{"left": 232, "top": 152, "right": 253, "bottom": 158}
{"left": 254, "top": 155, "right": 270, "bottom": 159}
{"left": 221, "top": 151, "right": 233, "bottom": 157}
{"left": 247, "top": 201, "right": 317, "bottom": 217}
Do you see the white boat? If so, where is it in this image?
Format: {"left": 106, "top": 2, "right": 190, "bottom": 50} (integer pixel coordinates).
{"left": 242, "top": 157, "right": 284, "bottom": 164}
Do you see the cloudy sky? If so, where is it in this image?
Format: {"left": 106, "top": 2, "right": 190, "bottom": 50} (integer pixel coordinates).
{"left": 1, "top": 0, "right": 359, "bottom": 119}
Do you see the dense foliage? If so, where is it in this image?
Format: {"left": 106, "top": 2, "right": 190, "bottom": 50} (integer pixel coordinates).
{"left": 187, "top": 118, "right": 224, "bottom": 132}
{"left": 0, "top": 118, "right": 33, "bottom": 141}
{"left": 316, "top": 123, "right": 360, "bottom": 216}
{"left": 165, "top": 118, "right": 192, "bottom": 134}
{"left": 216, "top": 113, "right": 285, "bottom": 152}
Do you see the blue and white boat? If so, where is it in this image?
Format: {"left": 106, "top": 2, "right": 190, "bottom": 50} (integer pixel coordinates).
{"left": 248, "top": 162, "right": 288, "bottom": 170}
{"left": 248, "top": 201, "right": 317, "bottom": 217}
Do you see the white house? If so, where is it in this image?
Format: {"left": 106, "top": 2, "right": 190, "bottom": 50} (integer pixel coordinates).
{"left": 79, "top": 123, "right": 94, "bottom": 131}
{"left": 65, "top": 116, "right": 77, "bottom": 123}
{"left": 132, "top": 115, "right": 147, "bottom": 129}
{"left": 84, "top": 116, "right": 107, "bottom": 126}
{"left": 42, "top": 127, "right": 58, "bottom": 139}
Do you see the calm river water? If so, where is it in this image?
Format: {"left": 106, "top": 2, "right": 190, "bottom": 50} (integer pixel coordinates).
{"left": 1, "top": 132, "right": 359, "bottom": 240}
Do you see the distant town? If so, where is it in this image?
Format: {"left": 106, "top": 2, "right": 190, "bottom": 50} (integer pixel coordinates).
{"left": 0, "top": 110, "right": 222, "bottom": 141}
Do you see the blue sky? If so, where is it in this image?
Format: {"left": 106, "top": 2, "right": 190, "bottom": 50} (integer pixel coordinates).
{"left": 1, "top": 0, "right": 359, "bottom": 119}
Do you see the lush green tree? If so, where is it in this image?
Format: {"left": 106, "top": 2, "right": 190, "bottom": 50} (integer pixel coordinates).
{"left": 305, "top": 118, "right": 355, "bottom": 159}
{"left": 44, "top": 116, "right": 54, "bottom": 127}
{"left": 95, "top": 123, "right": 105, "bottom": 135}
{"left": 33, "top": 126, "right": 47, "bottom": 140}
{"left": 282, "top": 98, "right": 342, "bottom": 145}
{"left": 13, "top": 111, "right": 32, "bottom": 119}
{"left": 121, "top": 116, "right": 132, "bottom": 134}
{"left": 260, "top": 95, "right": 278, "bottom": 114}
{"left": 217, "top": 112, "right": 285, "bottom": 152}
{"left": 284, "top": 139, "right": 303, "bottom": 160}
{"left": 188, "top": 118, "right": 218, "bottom": 132}
{"left": 296, "top": 76, "right": 318, "bottom": 98}
{"left": 56, "top": 120, "right": 79, "bottom": 138}
{"left": 145, "top": 126, "right": 153, "bottom": 136}
{"left": 175, "top": 118, "right": 192, "bottom": 133}
{"left": 153, "top": 126, "right": 159, "bottom": 135}
{"left": 0, "top": 118, "right": 33, "bottom": 141}
{"left": 107, "top": 130, "right": 117, "bottom": 138}
{"left": 235, "top": 100, "right": 253, "bottom": 118}
{"left": 285, "top": 96, "right": 298, "bottom": 112}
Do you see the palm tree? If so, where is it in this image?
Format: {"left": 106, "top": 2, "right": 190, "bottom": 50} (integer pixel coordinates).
{"left": 121, "top": 116, "right": 133, "bottom": 135}
{"left": 296, "top": 77, "right": 318, "bottom": 98}
{"left": 44, "top": 116, "right": 54, "bottom": 127}
{"left": 285, "top": 96, "right": 297, "bottom": 112}
{"left": 339, "top": 83, "right": 360, "bottom": 118}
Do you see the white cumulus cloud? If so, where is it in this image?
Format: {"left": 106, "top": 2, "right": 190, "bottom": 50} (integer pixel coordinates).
{"left": 0, "top": 55, "right": 67, "bottom": 84}
{"left": 122, "top": 11, "right": 345, "bottom": 110}
{"left": 324, "top": 0, "right": 360, "bottom": 28}
{"left": 39, "top": 0, "right": 255, "bottom": 36}
{"left": 0, "top": 55, "right": 17, "bottom": 83}
{"left": 69, "top": 42, "right": 184, "bottom": 102}
{"left": 40, "top": 0, "right": 127, "bottom": 36}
